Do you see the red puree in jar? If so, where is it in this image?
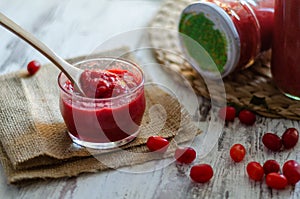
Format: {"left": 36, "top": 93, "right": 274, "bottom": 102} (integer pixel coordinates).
{"left": 212, "top": 0, "right": 274, "bottom": 68}
{"left": 271, "top": 0, "right": 300, "bottom": 98}
{"left": 80, "top": 69, "right": 130, "bottom": 98}
{"left": 227, "top": 1, "right": 261, "bottom": 69}
{"left": 252, "top": 0, "right": 274, "bottom": 51}
{"left": 59, "top": 68, "right": 146, "bottom": 143}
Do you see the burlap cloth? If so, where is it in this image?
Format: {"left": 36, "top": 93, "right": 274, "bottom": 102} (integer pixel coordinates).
{"left": 0, "top": 47, "right": 199, "bottom": 185}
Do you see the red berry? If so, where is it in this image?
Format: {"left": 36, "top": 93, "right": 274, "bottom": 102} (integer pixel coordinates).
{"left": 238, "top": 110, "right": 256, "bottom": 125}
{"left": 230, "top": 144, "right": 246, "bottom": 162}
{"left": 263, "top": 160, "right": 280, "bottom": 175}
{"left": 27, "top": 60, "right": 41, "bottom": 75}
{"left": 266, "top": 173, "right": 288, "bottom": 190}
{"left": 190, "top": 164, "right": 213, "bottom": 183}
{"left": 262, "top": 133, "right": 282, "bottom": 151}
{"left": 282, "top": 128, "right": 299, "bottom": 149}
{"left": 218, "top": 106, "right": 236, "bottom": 122}
{"left": 246, "top": 161, "right": 264, "bottom": 181}
{"left": 146, "top": 136, "right": 169, "bottom": 153}
{"left": 282, "top": 160, "right": 300, "bottom": 185}
{"left": 174, "top": 147, "right": 196, "bottom": 164}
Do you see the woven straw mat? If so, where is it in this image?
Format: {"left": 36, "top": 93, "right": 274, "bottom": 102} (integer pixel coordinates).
{"left": 149, "top": 0, "right": 300, "bottom": 120}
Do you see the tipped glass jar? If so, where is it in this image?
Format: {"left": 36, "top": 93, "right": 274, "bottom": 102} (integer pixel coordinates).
{"left": 178, "top": 0, "right": 274, "bottom": 79}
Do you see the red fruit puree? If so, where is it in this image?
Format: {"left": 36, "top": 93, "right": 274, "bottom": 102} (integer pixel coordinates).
{"left": 59, "top": 68, "right": 145, "bottom": 144}
{"left": 271, "top": 0, "right": 300, "bottom": 98}
{"left": 79, "top": 69, "right": 131, "bottom": 98}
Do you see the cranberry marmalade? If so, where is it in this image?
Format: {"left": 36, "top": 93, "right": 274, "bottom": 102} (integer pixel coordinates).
{"left": 271, "top": 0, "right": 300, "bottom": 99}
{"left": 58, "top": 58, "right": 146, "bottom": 149}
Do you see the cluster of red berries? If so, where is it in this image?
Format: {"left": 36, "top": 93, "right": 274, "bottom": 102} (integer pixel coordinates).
{"left": 262, "top": 128, "right": 299, "bottom": 151}
{"left": 229, "top": 142, "right": 300, "bottom": 189}
{"left": 229, "top": 132, "right": 299, "bottom": 190}
{"left": 146, "top": 136, "right": 213, "bottom": 183}
{"left": 27, "top": 60, "right": 41, "bottom": 75}
{"left": 146, "top": 106, "right": 300, "bottom": 189}
{"left": 218, "top": 106, "right": 256, "bottom": 125}
{"left": 246, "top": 160, "right": 300, "bottom": 189}
{"left": 220, "top": 105, "right": 300, "bottom": 189}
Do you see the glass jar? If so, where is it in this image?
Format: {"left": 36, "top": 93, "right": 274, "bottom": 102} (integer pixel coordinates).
{"left": 58, "top": 58, "right": 146, "bottom": 149}
{"left": 178, "top": 0, "right": 274, "bottom": 79}
{"left": 271, "top": 0, "right": 300, "bottom": 100}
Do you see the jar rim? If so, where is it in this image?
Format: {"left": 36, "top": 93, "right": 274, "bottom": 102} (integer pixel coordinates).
{"left": 57, "top": 57, "right": 145, "bottom": 102}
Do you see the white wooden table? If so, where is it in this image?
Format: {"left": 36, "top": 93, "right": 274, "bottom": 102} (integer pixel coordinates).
{"left": 1, "top": 0, "right": 300, "bottom": 198}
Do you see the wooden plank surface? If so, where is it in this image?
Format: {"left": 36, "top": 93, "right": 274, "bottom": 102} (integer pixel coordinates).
{"left": 0, "top": 0, "right": 300, "bottom": 199}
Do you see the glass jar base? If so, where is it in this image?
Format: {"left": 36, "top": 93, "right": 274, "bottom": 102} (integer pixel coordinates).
{"left": 68, "top": 131, "right": 139, "bottom": 149}
{"left": 283, "top": 92, "right": 300, "bottom": 101}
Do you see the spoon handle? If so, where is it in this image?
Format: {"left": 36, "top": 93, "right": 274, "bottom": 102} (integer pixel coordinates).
{"left": 0, "top": 12, "right": 80, "bottom": 80}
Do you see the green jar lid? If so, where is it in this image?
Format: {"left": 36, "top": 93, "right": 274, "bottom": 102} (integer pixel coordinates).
{"left": 179, "top": 2, "right": 240, "bottom": 79}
